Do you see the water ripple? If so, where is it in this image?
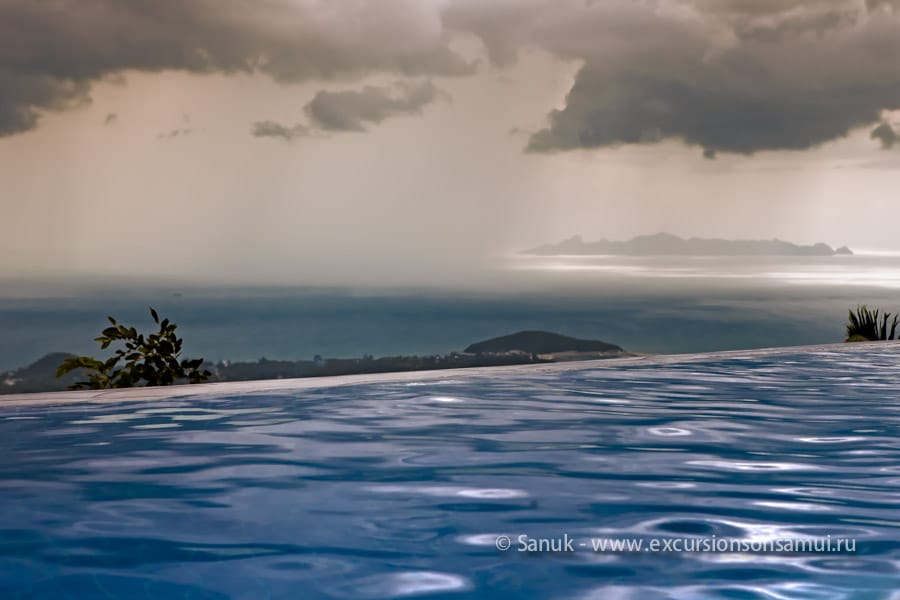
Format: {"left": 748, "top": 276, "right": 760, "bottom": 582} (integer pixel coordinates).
{"left": 1, "top": 344, "right": 900, "bottom": 598}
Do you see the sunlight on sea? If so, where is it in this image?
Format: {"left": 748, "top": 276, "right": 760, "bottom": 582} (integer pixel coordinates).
{"left": 507, "top": 253, "right": 900, "bottom": 289}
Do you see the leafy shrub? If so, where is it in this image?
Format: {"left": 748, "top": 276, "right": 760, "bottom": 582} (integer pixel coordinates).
{"left": 845, "top": 305, "right": 899, "bottom": 342}
{"left": 56, "top": 307, "right": 211, "bottom": 389}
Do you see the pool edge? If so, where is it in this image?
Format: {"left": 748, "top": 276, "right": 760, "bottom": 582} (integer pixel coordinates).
{"left": 2, "top": 341, "right": 898, "bottom": 408}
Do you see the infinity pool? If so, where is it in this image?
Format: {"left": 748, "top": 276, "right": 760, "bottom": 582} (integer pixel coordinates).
{"left": 2, "top": 344, "right": 899, "bottom": 599}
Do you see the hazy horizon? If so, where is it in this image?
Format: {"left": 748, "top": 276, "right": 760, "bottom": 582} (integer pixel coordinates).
{"left": 3, "top": 0, "right": 900, "bottom": 288}
{"left": 4, "top": 253, "right": 900, "bottom": 372}
{"left": 0, "top": 230, "right": 887, "bottom": 290}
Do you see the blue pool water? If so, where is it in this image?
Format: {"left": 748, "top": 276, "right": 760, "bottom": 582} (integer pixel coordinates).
{"left": 1, "top": 344, "right": 899, "bottom": 599}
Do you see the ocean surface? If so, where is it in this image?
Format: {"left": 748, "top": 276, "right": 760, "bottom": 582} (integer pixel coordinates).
{"left": 1, "top": 343, "right": 899, "bottom": 598}
{"left": 4, "top": 254, "right": 900, "bottom": 371}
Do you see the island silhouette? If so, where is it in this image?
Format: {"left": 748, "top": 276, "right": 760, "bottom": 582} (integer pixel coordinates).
{"left": 526, "top": 232, "right": 853, "bottom": 257}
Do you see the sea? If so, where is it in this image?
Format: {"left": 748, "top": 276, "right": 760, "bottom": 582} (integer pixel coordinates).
{"left": 2, "top": 253, "right": 900, "bottom": 371}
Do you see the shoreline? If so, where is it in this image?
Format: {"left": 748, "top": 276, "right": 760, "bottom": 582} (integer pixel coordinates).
{"left": 2, "top": 341, "right": 898, "bottom": 408}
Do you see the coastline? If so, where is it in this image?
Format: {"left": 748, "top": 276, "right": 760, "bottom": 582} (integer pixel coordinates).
{"left": 2, "top": 341, "right": 898, "bottom": 408}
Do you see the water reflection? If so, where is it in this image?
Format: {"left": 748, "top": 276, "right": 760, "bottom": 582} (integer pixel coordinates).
{"left": 509, "top": 254, "right": 900, "bottom": 288}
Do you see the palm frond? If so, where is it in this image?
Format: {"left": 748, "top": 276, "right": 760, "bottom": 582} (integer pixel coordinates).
{"left": 845, "top": 305, "right": 900, "bottom": 342}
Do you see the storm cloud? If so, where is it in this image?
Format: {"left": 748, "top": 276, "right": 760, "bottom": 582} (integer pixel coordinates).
{"left": 3, "top": 0, "right": 900, "bottom": 156}
{"left": 871, "top": 122, "right": 899, "bottom": 149}
{"left": 0, "top": 0, "right": 471, "bottom": 136}
{"left": 252, "top": 120, "right": 309, "bottom": 142}
{"left": 252, "top": 81, "right": 441, "bottom": 142}
{"left": 514, "top": 0, "right": 900, "bottom": 155}
{"left": 305, "top": 81, "right": 442, "bottom": 132}
{"left": 446, "top": 0, "right": 900, "bottom": 155}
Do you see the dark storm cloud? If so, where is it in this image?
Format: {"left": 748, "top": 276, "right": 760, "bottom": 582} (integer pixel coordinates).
{"left": 4, "top": 0, "right": 900, "bottom": 157}
{"left": 871, "top": 122, "right": 899, "bottom": 149}
{"left": 511, "top": 0, "right": 900, "bottom": 155}
{"left": 251, "top": 120, "right": 309, "bottom": 142}
{"left": 0, "top": 0, "right": 473, "bottom": 136}
{"left": 525, "top": 62, "right": 900, "bottom": 156}
{"left": 0, "top": 70, "right": 91, "bottom": 135}
{"left": 305, "top": 81, "right": 442, "bottom": 132}
{"left": 252, "top": 81, "right": 441, "bottom": 141}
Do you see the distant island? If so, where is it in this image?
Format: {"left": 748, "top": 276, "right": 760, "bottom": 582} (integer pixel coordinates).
{"left": 466, "top": 331, "right": 622, "bottom": 356}
{"left": 1, "top": 331, "right": 630, "bottom": 395}
{"left": 525, "top": 233, "right": 853, "bottom": 257}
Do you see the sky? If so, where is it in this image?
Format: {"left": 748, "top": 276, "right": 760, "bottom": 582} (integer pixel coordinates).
{"left": 2, "top": 0, "right": 900, "bottom": 287}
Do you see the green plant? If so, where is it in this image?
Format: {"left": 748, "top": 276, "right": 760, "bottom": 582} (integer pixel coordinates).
{"left": 56, "top": 307, "right": 211, "bottom": 389}
{"left": 845, "top": 305, "right": 899, "bottom": 342}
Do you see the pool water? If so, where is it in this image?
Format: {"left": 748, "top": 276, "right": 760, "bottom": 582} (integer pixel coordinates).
{"left": 2, "top": 345, "right": 899, "bottom": 599}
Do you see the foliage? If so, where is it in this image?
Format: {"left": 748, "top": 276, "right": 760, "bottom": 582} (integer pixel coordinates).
{"left": 845, "top": 305, "right": 899, "bottom": 342}
{"left": 56, "top": 307, "right": 211, "bottom": 389}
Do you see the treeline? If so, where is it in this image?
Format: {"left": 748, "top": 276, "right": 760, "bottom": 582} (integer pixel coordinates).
{"left": 213, "top": 352, "right": 549, "bottom": 381}
{"left": 2, "top": 350, "right": 550, "bottom": 395}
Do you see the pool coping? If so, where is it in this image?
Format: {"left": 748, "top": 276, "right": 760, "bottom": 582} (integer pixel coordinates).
{"left": 2, "top": 341, "right": 898, "bottom": 408}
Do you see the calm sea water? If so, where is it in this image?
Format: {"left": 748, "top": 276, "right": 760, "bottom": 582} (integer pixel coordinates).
{"left": 2, "top": 344, "right": 899, "bottom": 598}
{"left": 5, "top": 254, "right": 900, "bottom": 371}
